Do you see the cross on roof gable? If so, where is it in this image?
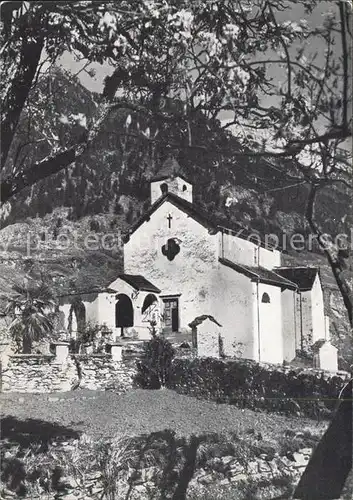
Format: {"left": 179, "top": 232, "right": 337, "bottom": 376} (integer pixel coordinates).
{"left": 123, "top": 191, "right": 278, "bottom": 250}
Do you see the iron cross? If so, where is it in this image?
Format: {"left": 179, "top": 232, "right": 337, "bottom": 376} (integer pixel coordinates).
{"left": 167, "top": 213, "right": 173, "bottom": 228}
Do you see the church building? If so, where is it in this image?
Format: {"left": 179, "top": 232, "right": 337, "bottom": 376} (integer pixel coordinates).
{"left": 59, "top": 159, "right": 336, "bottom": 367}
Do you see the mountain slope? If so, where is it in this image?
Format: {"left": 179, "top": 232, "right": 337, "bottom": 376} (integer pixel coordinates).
{"left": 0, "top": 67, "right": 351, "bottom": 368}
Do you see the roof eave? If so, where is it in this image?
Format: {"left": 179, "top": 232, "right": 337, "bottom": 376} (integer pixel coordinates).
{"left": 250, "top": 277, "right": 297, "bottom": 290}
{"left": 118, "top": 275, "right": 161, "bottom": 294}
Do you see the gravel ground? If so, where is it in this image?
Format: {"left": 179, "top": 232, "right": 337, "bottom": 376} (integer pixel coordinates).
{"left": 0, "top": 388, "right": 328, "bottom": 441}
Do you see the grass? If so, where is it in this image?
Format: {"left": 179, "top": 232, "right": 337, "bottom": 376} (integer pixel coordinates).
{"left": 2, "top": 389, "right": 344, "bottom": 499}
{"left": 0, "top": 388, "right": 328, "bottom": 444}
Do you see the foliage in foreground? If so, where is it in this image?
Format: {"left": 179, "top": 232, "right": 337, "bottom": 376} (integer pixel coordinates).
{"left": 3, "top": 280, "right": 57, "bottom": 353}
{"left": 1, "top": 427, "right": 321, "bottom": 500}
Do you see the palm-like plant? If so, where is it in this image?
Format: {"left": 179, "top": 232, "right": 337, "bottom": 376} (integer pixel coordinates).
{"left": 4, "top": 279, "right": 57, "bottom": 353}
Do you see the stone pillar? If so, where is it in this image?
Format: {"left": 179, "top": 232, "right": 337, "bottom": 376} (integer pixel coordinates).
{"left": 107, "top": 343, "right": 124, "bottom": 362}
{"left": 52, "top": 341, "right": 69, "bottom": 364}
{"left": 313, "top": 341, "right": 338, "bottom": 372}
{"left": 0, "top": 342, "right": 11, "bottom": 370}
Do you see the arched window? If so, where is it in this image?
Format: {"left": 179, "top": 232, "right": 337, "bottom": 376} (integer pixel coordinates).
{"left": 182, "top": 184, "right": 187, "bottom": 191}
{"left": 160, "top": 182, "right": 168, "bottom": 195}
{"left": 261, "top": 292, "right": 270, "bottom": 303}
{"left": 142, "top": 294, "right": 158, "bottom": 313}
{"left": 115, "top": 294, "right": 134, "bottom": 328}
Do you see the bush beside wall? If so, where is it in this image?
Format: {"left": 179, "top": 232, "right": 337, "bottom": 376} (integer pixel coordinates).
{"left": 167, "top": 357, "right": 349, "bottom": 419}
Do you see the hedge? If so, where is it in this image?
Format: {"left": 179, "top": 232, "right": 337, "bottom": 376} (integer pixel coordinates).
{"left": 167, "top": 357, "right": 350, "bottom": 419}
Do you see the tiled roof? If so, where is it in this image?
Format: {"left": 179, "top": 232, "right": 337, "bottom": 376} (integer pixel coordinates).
{"left": 118, "top": 274, "right": 161, "bottom": 293}
{"left": 219, "top": 258, "right": 298, "bottom": 289}
{"left": 275, "top": 267, "right": 318, "bottom": 291}
{"left": 124, "top": 192, "right": 277, "bottom": 250}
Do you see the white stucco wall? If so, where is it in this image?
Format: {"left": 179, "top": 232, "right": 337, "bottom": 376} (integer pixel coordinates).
{"left": 85, "top": 299, "right": 99, "bottom": 324}
{"left": 219, "top": 232, "right": 258, "bottom": 267}
{"left": 258, "top": 246, "right": 281, "bottom": 269}
{"left": 96, "top": 292, "right": 116, "bottom": 331}
{"left": 256, "top": 283, "right": 283, "bottom": 364}
{"left": 60, "top": 303, "right": 71, "bottom": 332}
{"left": 59, "top": 283, "right": 160, "bottom": 341}
{"left": 124, "top": 201, "right": 219, "bottom": 331}
{"left": 97, "top": 279, "right": 161, "bottom": 340}
{"left": 150, "top": 177, "right": 193, "bottom": 204}
{"left": 294, "top": 292, "right": 302, "bottom": 351}
{"left": 310, "top": 274, "right": 326, "bottom": 343}
{"left": 218, "top": 232, "right": 281, "bottom": 270}
{"left": 214, "top": 264, "right": 255, "bottom": 360}
{"left": 293, "top": 274, "right": 326, "bottom": 352}
{"left": 281, "top": 288, "right": 297, "bottom": 362}
{"left": 299, "top": 290, "right": 312, "bottom": 349}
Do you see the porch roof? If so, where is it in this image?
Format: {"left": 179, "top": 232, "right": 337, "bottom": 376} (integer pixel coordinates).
{"left": 118, "top": 274, "right": 161, "bottom": 293}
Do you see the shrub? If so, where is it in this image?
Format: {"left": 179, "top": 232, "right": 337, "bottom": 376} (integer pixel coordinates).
{"left": 167, "top": 357, "right": 348, "bottom": 419}
{"left": 69, "top": 322, "right": 112, "bottom": 354}
{"left": 135, "top": 336, "right": 175, "bottom": 389}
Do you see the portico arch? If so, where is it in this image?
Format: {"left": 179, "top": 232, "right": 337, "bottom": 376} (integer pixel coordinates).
{"left": 142, "top": 293, "right": 158, "bottom": 314}
{"left": 115, "top": 294, "right": 134, "bottom": 336}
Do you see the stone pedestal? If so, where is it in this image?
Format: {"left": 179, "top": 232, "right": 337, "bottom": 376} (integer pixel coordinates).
{"left": 51, "top": 341, "right": 69, "bottom": 364}
{"left": 107, "top": 343, "right": 124, "bottom": 362}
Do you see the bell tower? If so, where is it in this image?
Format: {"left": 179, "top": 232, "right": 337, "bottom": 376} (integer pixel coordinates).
{"left": 150, "top": 157, "right": 193, "bottom": 204}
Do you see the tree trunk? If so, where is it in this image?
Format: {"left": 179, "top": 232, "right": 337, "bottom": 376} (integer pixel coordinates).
{"left": 297, "top": 185, "right": 353, "bottom": 499}
{"left": 22, "top": 336, "right": 32, "bottom": 354}
{"left": 306, "top": 185, "right": 353, "bottom": 327}
{"left": 1, "top": 32, "right": 44, "bottom": 170}
{"left": 294, "top": 379, "right": 352, "bottom": 499}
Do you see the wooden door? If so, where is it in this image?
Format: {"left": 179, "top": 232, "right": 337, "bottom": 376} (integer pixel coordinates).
{"left": 163, "top": 298, "right": 179, "bottom": 332}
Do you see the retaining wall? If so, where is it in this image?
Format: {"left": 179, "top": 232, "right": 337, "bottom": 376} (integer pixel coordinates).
{"left": 0, "top": 342, "right": 140, "bottom": 393}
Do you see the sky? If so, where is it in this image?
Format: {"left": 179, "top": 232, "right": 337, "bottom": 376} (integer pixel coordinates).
{"left": 58, "top": 1, "right": 337, "bottom": 93}
{"left": 56, "top": 1, "right": 351, "bottom": 151}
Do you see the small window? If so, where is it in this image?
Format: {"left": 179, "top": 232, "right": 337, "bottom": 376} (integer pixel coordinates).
{"left": 261, "top": 292, "right": 270, "bottom": 303}
{"left": 182, "top": 184, "right": 187, "bottom": 191}
{"left": 160, "top": 183, "right": 168, "bottom": 194}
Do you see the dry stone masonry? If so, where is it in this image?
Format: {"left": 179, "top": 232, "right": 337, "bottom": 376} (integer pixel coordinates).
{"left": 0, "top": 341, "right": 138, "bottom": 393}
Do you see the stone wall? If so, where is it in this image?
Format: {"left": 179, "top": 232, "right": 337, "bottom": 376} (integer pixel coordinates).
{"left": 1, "top": 355, "right": 77, "bottom": 393}
{"left": 0, "top": 343, "right": 138, "bottom": 393}
{"left": 74, "top": 354, "right": 137, "bottom": 391}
